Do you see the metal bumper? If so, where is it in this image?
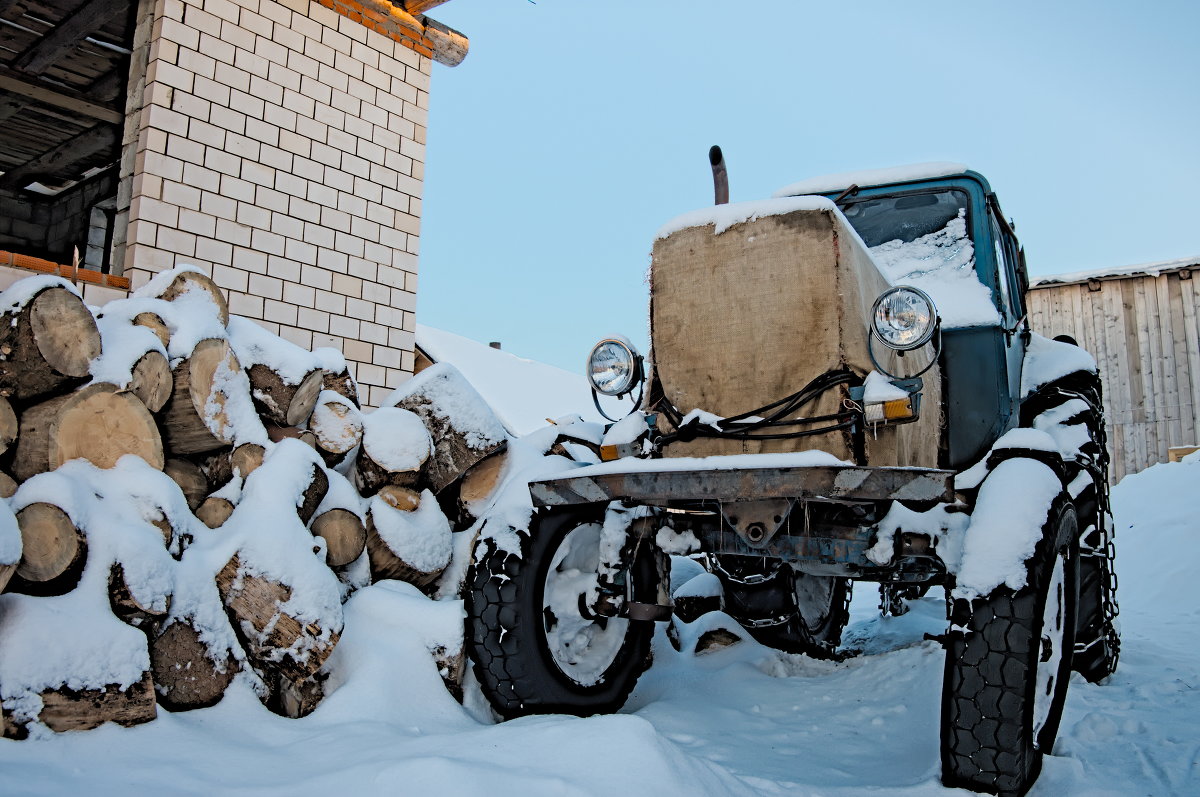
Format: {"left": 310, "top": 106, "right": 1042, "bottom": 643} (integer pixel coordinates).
{"left": 529, "top": 463, "right": 954, "bottom": 508}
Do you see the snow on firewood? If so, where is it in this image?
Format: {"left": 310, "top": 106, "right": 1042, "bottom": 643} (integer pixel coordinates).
{"left": 1020, "top": 332, "right": 1098, "bottom": 397}
{"left": 0, "top": 277, "right": 102, "bottom": 402}
{"left": 308, "top": 390, "right": 364, "bottom": 465}
{"left": 313, "top": 346, "right": 359, "bottom": 407}
{"left": 355, "top": 406, "right": 431, "bottom": 493}
{"left": 227, "top": 317, "right": 324, "bottom": 427}
{"left": 0, "top": 459, "right": 181, "bottom": 735}
{"left": 367, "top": 488, "right": 452, "bottom": 581}
{"left": 133, "top": 264, "right": 229, "bottom": 330}
{"left": 89, "top": 298, "right": 171, "bottom": 402}
{"left": 0, "top": 501, "right": 19, "bottom": 593}
{"left": 381, "top": 363, "right": 507, "bottom": 492}
{"left": 309, "top": 469, "right": 368, "bottom": 569}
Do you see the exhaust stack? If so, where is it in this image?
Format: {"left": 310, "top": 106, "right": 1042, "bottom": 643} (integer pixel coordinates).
{"left": 709, "top": 145, "right": 729, "bottom": 205}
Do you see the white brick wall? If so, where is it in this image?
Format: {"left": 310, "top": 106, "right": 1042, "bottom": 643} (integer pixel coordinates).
{"left": 123, "top": 0, "right": 430, "bottom": 407}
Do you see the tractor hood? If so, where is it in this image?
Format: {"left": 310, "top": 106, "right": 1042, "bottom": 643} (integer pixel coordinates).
{"left": 647, "top": 197, "right": 942, "bottom": 468}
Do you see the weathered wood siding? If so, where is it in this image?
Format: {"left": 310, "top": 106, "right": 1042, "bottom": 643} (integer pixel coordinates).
{"left": 1027, "top": 268, "right": 1200, "bottom": 483}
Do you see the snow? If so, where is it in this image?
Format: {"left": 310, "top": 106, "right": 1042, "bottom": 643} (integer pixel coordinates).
{"left": 0, "top": 452, "right": 1197, "bottom": 794}
{"left": 867, "top": 209, "right": 1001, "bottom": 328}
{"left": 368, "top": 490, "right": 452, "bottom": 575}
{"left": 0, "top": 275, "right": 80, "bottom": 314}
{"left": 227, "top": 316, "right": 319, "bottom": 385}
{"left": 655, "top": 196, "right": 837, "bottom": 239}
{"left": 1021, "top": 332, "right": 1098, "bottom": 398}
{"left": 0, "top": 501, "right": 19, "bottom": 565}
{"left": 360, "top": 407, "right": 432, "bottom": 472}
{"left": 88, "top": 300, "right": 169, "bottom": 388}
{"left": 1030, "top": 254, "right": 1198, "bottom": 287}
{"left": 862, "top": 371, "right": 911, "bottom": 403}
{"left": 563, "top": 449, "right": 852, "bottom": 479}
{"left": 773, "top": 162, "right": 970, "bottom": 198}
{"left": 416, "top": 324, "right": 601, "bottom": 435}
{"left": 382, "top": 362, "right": 507, "bottom": 451}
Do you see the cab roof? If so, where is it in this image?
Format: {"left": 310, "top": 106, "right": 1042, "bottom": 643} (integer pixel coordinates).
{"left": 773, "top": 162, "right": 975, "bottom": 198}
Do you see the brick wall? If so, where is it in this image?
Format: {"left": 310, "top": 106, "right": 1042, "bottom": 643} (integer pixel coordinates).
{"left": 120, "top": 0, "right": 431, "bottom": 407}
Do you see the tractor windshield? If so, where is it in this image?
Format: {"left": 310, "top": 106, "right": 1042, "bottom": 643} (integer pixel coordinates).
{"left": 839, "top": 189, "right": 1000, "bottom": 328}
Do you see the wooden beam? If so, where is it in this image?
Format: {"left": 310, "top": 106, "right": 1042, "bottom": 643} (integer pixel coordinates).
{"left": 11, "top": 0, "right": 129, "bottom": 76}
{"left": 0, "top": 124, "right": 118, "bottom": 190}
{"left": 0, "top": 66, "right": 123, "bottom": 124}
{"left": 402, "top": 0, "right": 452, "bottom": 15}
{"left": 0, "top": 94, "right": 26, "bottom": 124}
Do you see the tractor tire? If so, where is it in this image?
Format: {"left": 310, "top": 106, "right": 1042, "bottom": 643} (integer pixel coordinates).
{"left": 716, "top": 559, "right": 850, "bottom": 659}
{"left": 465, "top": 505, "right": 655, "bottom": 719}
{"left": 1073, "top": 549, "right": 1119, "bottom": 682}
{"left": 941, "top": 497, "right": 1079, "bottom": 796}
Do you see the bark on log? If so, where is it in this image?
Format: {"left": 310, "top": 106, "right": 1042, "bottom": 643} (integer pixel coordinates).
{"left": 2, "top": 673, "right": 157, "bottom": 737}
{"left": 199, "top": 442, "right": 265, "bottom": 489}
{"left": 0, "top": 395, "right": 17, "bottom": 455}
{"left": 149, "top": 619, "right": 238, "bottom": 711}
{"left": 0, "top": 562, "right": 14, "bottom": 594}
{"left": 265, "top": 423, "right": 318, "bottom": 449}
{"left": 160, "top": 338, "right": 243, "bottom": 455}
{"left": 156, "top": 269, "right": 230, "bottom": 327}
{"left": 0, "top": 471, "right": 16, "bottom": 499}
{"left": 311, "top": 508, "right": 367, "bottom": 568}
{"left": 365, "top": 497, "right": 450, "bottom": 590}
{"left": 129, "top": 349, "right": 172, "bottom": 412}
{"left": 297, "top": 462, "right": 329, "bottom": 526}
{"left": 14, "top": 382, "right": 164, "bottom": 482}
{"left": 272, "top": 672, "right": 327, "bottom": 719}
{"left": 216, "top": 554, "right": 340, "bottom": 681}
{"left": 14, "top": 502, "right": 86, "bottom": 587}
{"left": 355, "top": 408, "right": 430, "bottom": 495}
{"left": 248, "top": 364, "right": 324, "bottom": 427}
{"left": 164, "top": 458, "right": 207, "bottom": 511}
{"left": 322, "top": 367, "right": 359, "bottom": 408}
{"left": 109, "top": 562, "right": 170, "bottom": 628}
{"left": 0, "top": 284, "right": 101, "bottom": 402}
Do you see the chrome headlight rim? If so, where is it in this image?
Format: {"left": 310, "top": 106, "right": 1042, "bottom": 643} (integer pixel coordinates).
{"left": 586, "top": 336, "right": 643, "bottom": 397}
{"left": 871, "top": 286, "right": 938, "bottom": 351}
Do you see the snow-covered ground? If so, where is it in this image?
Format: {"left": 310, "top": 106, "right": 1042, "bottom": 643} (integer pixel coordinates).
{"left": 2, "top": 445, "right": 1195, "bottom": 796}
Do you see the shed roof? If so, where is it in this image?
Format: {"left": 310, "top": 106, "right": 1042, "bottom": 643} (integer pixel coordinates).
{"left": 1030, "top": 255, "right": 1199, "bottom": 289}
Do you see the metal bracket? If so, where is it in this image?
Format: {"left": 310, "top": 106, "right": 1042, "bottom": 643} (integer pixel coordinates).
{"left": 720, "top": 499, "right": 794, "bottom": 548}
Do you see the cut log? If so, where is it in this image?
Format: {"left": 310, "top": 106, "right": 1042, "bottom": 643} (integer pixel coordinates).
{"left": 0, "top": 471, "right": 16, "bottom": 498}
{"left": 386, "top": 364, "right": 507, "bottom": 492}
{"left": 133, "top": 311, "right": 171, "bottom": 348}
{"left": 322, "top": 367, "right": 360, "bottom": 408}
{"left": 272, "top": 673, "right": 327, "bottom": 719}
{"left": 109, "top": 562, "right": 170, "bottom": 628}
{"left": 0, "top": 395, "right": 17, "bottom": 455}
{"left": 311, "top": 508, "right": 367, "bottom": 568}
{"left": 160, "top": 338, "right": 243, "bottom": 455}
{"left": 457, "top": 448, "right": 508, "bottom": 525}
{"left": 216, "top": 554, "right": 340, "bottom": 681}
{"left": 376, "top": 484, "right": 420, "bottom": 512}
{"left": 14, "top": 382, "right": 164, "bottom": 482}
{"left": 164, "top": 458, "right": 207, "bottom": 511}
{"left": 149, "top": 619, "right": 238, "bottom": 711}
{"left": 199, "top": 442, "right": 266, "bottom": 488}
{"left": 355, "top": 407, "right": 431, "bottom": 494}
{"left": 128, "top": 349, "right": 172, "bottom": 412}
{"left": 308, "top": 391, "right": 363, "bottom": 466}
{"left": 265, "top": 423, "right": 318, "bottom": 449}
{"left": 248, "top": 363, "right": 324, "bottom": 427}
{"left": 156, "top": 269, "right": 229, "bottom": 327}
{"left": 297, "top": 462, "right": 329, "bottom": 526}
{"left": 366, "top": 491, "right": 452, "bottom": 589}
{"left": 195, "top": 496, "right": 235, "bottom": 529}
{"left": 1, "top": 673, "right": 157, "bottom": 737}
{"left": 0, "top": 283, "right": 102, "bottom": 402}
{"left": 14, "top": 502, "right": 86, "bottom": 587}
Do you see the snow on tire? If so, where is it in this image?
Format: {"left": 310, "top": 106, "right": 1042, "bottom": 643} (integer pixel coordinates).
{"left": 941, "top": 496, "right": 1079, "bottom": 796}
{"left": 465, "top": 505, "right": 654, "bottom": 719}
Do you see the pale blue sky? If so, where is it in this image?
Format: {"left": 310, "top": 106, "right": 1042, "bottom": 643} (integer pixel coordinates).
{"left": 418, "top": 1, "right": 1199, "bottom": 372}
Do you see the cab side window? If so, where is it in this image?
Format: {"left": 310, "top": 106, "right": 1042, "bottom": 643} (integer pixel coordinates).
{"left": 989, "top": 214, "right": 1025, "bottom": 323}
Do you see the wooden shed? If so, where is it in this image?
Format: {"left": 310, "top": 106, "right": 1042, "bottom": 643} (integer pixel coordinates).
{"left": 1027, "top": 256, "right": 1200, "bottom": 482}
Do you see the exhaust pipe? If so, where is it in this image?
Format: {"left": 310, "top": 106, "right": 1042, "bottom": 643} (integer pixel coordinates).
{"left": 709, "top": 145, "right": 728, "bottom": 205}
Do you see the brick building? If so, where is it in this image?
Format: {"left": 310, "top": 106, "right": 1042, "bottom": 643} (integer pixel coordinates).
{"left": 0, "top": 0, "right": 467, "bottom": 407}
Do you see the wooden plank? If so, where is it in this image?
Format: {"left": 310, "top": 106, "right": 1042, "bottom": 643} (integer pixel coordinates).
{"left": 0, "top": 123, "right": 117, "bottom": 189}
{"left": 403, "top": 0, "right": 453, "bottom": 14}
{"left": 0, "top": 65, "right": 123, "bottom": 124}
{"left": 13, "top": 0, "right": 128, "bottom": 76}
{"left": 1171, "top": 276, "right": 1197, "bottom": 445}
{"left": 1157, "top": 275, "right": 1184, "bottom": 447}
{"left": 1181, "top": 275, "right": 1200, "bottom": 444}
{"left": 1134, "top": 278, "right": 1159, "bottom": 424}
{"left": 1120, "top": 279, "right": 1146, "bottom": 426}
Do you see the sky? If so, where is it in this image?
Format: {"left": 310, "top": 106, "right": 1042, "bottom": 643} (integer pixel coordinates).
{"left": 416, "top": 0, "right": 1200, "bottom": 373}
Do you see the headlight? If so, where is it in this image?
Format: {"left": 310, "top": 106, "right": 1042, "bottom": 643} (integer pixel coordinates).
{"left": 871, "top": 287, "right": 937, "bottom": 350}
{"left": 586, "top": 336, "right": 642, "bottom": 396}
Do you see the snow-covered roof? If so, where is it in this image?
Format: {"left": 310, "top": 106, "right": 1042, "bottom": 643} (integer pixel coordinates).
{"left": 1030, "top": 255, "right": 1199, "bottom": 288}
{"left": 414, "top": 324, "right": 601, "bottom": 435}
{"left": 773, "top": 162, "right": 970, "bottom": 198}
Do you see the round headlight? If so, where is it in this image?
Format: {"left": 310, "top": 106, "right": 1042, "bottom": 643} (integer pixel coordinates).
{"left": 872, "top": 287, "right": 937, "bottom": 350}
{"left": 586, "top": 337, "right": 641, "bottom": 396}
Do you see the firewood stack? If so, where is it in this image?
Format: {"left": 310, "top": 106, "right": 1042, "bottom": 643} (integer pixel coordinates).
{"left": 0, "top": 268, "right": 509, "bottom": 737}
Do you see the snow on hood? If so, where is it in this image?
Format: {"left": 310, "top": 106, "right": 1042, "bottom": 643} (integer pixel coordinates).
{"left": 773, "top": 162, "right": 969, "bottom": 198}
{"left": 655, "top": 196, "right": 836, "bottom": 239}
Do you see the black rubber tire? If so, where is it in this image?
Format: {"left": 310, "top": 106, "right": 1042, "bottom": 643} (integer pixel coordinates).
{"left": 718, "top": 563, "right": 850, "bottom": 658}
{"left": 941, "top": 497, "right": 1079, "bottom": 796}
{"left": 465, "top": 505, "right": 654, "bottom": 719}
